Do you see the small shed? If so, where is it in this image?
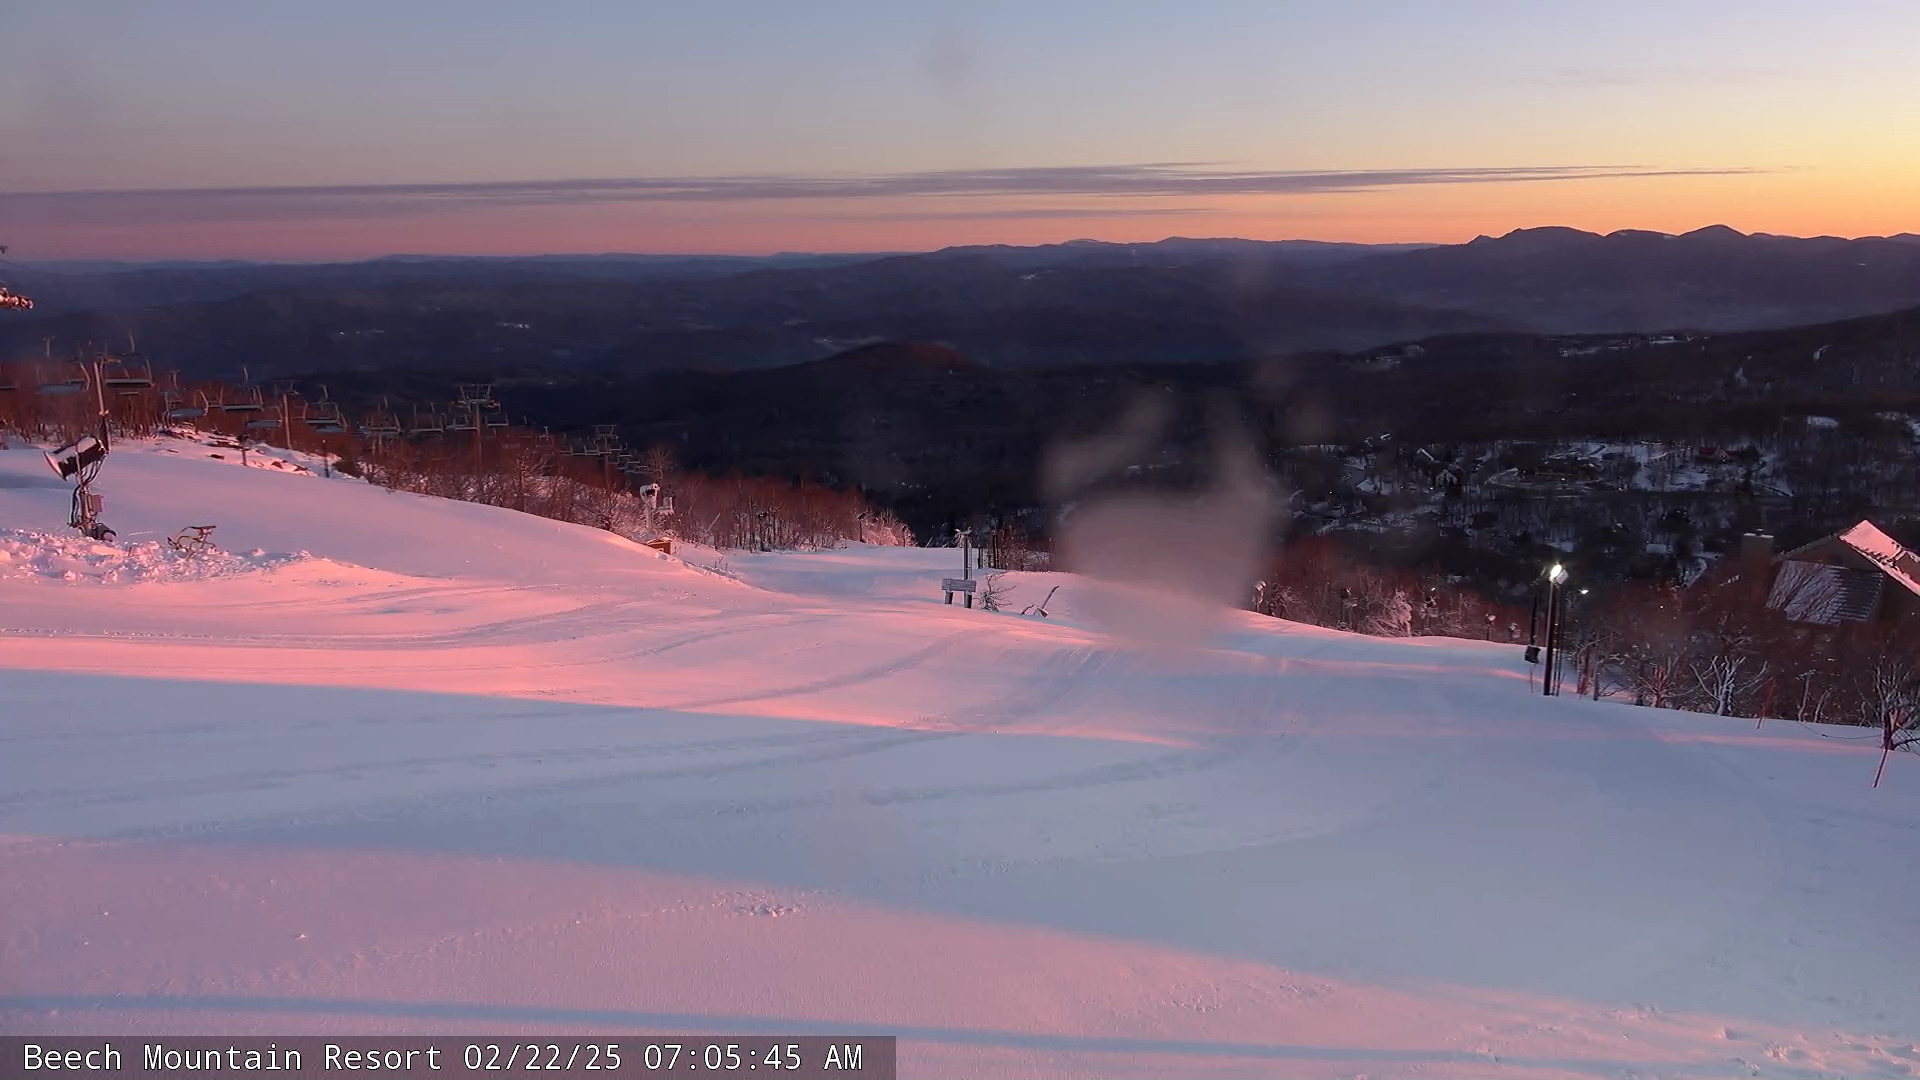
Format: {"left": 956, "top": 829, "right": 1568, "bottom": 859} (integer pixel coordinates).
{"left": 1765, "top": 521, "right": 1920, "bottom": 625}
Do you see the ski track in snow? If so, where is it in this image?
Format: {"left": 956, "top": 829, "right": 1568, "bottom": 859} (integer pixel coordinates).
{"left": 2, "top": 441, "right": 1919, "bottom": 1079}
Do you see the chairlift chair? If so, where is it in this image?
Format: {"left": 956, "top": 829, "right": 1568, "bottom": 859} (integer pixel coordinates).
{"left": 35, "top": 360, "right": 89, "bottom": 396}
{"left": 364, "top": 400, "right": 403, "bottom": 438}
{"left": 483, "top": 407, "right": 509, "bottom": 429}
{"left": 303, "top": 388, "right": 348, "bottom": 433}
{"left": 447, "top": 408, "right": 479, "bottom": 433}
{"left": 100, "top": 354, "right": 154, "bottom": 391}
{"left": 409, "top": 406, "right": 445, "bottom": 435}
{"left": 245, "top": 384, "right": 283, "bottom": 428}
{"left": 160, "top": 370, "right": 209, "bottom": 419}
{"left": 161, "top": 390, "right": 191, "bottom": 419}
{"left": 168, "top": 390, "right": 212, "bottom": 420}
{"left": 222, "top": 384, "right": 266, "bottom": 413}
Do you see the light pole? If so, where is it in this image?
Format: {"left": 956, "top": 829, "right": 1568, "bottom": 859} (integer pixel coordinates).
{"left": 1542, "top": 563, "right": 1569, "bottom": 696}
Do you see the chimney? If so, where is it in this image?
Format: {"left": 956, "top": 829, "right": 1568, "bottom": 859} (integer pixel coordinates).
{"left": 1741, "top": 532, "right": 1774, "bottom": 564}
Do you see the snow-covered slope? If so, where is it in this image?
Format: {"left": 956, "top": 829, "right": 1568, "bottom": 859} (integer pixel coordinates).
{"left": 2, "top": 439, "right": 1917, "bottom": 1079}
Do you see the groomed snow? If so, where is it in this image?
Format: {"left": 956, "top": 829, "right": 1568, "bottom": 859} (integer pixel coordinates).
{"left": 2, "top": 439, "right": 1918, "bottom": 1079}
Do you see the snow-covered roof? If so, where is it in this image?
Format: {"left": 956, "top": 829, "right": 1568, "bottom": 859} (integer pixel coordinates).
{"left": 1835, "top": 520, "right": 1920, "bottom": 598}
{"left": 1778, "top": 519, "right": 1920, "bottom": 601}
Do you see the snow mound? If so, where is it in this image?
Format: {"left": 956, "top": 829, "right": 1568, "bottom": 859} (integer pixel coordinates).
{"left": 0, "top": 528, "right": 313, "bottom": 584}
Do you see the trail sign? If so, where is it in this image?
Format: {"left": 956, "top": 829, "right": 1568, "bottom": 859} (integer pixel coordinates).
{"left": 942, "top": 578, "right": 977, "bottom": 593}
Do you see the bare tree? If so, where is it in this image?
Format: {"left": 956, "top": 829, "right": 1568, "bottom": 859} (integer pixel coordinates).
{"left": 1791, "top": 670, "right": 1839, "bottom": 724}
{"left": 985, "top": 522, "right": 1049, "bottom": 571}
{"left": 1688, "top": 653, "right": 1771, "bottom": 716}
{"left": 642, "top": 443, "right": 677, "bottom": 484}
{"left": 1855, "top": 649, "right": 1920, "bottom": 734}
{"left": 1361, "top": 587, "right": 1414, "bottom": 637}
{"left": 979, "top": 571, "right": 1015, "bottom": 613}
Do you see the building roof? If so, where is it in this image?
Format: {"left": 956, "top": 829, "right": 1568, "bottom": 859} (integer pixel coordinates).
{"left": 1768, "top": 520, "right": 1920, "bottom": 624}
{"left": 1833, "top": 520, "right": 1920, "bottom": 599}
{"left": 1767, "top": 561, "right": 1884, "bottom": 624}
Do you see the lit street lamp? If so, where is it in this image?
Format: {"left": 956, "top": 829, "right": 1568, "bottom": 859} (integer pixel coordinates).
{"left": 1542, "top": 563, "right": 1569, "bottom": 696}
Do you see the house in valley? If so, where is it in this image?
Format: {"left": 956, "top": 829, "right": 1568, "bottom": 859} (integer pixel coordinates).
{"left": 1763, "top": 521, "right": 1920, "bottom": 626}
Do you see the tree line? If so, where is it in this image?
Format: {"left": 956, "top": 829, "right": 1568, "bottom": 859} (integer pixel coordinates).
{"left": 0, "top": 360, "right": 914, "bottom": 553}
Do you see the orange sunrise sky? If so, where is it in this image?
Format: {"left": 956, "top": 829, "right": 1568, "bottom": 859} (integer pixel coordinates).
{"left": 3, "top": 1, "right": 1915, "bottom": 260}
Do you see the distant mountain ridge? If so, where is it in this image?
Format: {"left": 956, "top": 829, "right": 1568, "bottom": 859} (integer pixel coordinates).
{"left": 1315, "top": 224, "right": 1920, "bottom": 333}
{"left": 467, "top": 301, "right": 1920, "bottom": 530}
{"left": 4, "top": 225, "right": 1920, "bottom": 378}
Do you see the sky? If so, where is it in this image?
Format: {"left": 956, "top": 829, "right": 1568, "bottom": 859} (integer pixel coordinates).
{"left": 1, "top": 0, "right": 1916, "bottom": 260}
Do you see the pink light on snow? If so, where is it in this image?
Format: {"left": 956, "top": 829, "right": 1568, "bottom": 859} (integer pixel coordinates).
{"left": 3, "top": 836, "right": 1904, "bottom": 1079}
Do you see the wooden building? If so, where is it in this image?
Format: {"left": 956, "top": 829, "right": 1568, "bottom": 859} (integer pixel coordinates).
{"left": 1764, "top": 521, "right": 1920, "bottom": 626}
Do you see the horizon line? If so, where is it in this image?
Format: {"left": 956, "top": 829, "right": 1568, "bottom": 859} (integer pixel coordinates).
{"left": 9, "top": 224, "right": 1920, "bottom": 269}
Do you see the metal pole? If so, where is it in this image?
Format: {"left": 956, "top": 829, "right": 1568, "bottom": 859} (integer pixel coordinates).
{"left": 1542, "top": 581, "right": 1560, "bottom": 696}
{"left": 1559, "top": 591, "right": 1577, "bottom": 697}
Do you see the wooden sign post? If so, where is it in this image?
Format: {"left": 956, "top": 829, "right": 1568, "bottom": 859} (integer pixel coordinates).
{"left": 950, "top": 528, "right": 974, "bottom": 607}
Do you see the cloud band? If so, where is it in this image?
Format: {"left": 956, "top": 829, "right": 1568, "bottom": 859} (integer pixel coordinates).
{"left": 1, "top": 162, "right": 1756, "bottom": 227}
